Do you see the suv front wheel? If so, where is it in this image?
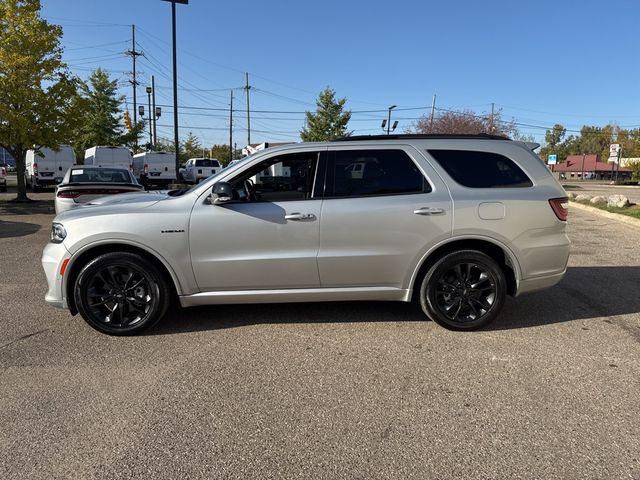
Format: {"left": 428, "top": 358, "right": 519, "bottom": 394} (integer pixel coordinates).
{"left": 74, "top": 252, "right": 171, "bottom": 335}
{"left": 419, "top": 250, "right": 506, "bottom": 331}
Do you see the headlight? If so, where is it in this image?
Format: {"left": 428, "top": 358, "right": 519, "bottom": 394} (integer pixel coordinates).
{"left": 51, "top": 223, "right": 67, "bottom": 243}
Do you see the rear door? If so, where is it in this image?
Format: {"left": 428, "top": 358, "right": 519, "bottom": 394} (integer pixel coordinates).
{"left": 318, "top": 145, "right": 452, "bottom": 288}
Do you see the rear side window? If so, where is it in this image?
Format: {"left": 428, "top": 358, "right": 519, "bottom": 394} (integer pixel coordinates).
{"left": 428, "top": 150, "right": 532, "bottom": 188}
{"left": 326, "top": 149, "right": 430, "bottom": 198}
{"left": 195, "top": 159, "right": 219, "bottom": 167}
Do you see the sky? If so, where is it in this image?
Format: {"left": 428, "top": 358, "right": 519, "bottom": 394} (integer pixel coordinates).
{"left": 40, "top": 0, "right": 640, "bottom": 148}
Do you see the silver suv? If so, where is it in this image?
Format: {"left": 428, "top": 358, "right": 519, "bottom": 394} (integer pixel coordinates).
{"left": 42, "top": 135, "right": 570, "bottom": 335}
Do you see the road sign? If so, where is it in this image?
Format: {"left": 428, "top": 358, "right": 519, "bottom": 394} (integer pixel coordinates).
{"left": 610, "top": 144, "right": 621, "bottom": 156}
{"left": 609, "top": 144, "right": 621, "bottom": 163}
{"left": 547, "top": 154, "right": 557, "bottom": 165}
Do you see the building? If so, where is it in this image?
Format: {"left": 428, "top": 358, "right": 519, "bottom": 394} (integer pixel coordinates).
{"left": 552, "top": 154, "right": 632, "bottom": 181}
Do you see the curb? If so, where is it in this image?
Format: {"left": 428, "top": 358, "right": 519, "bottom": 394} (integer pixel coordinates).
{"left": 569, "top": 201, "right": 640, "bottom": 229}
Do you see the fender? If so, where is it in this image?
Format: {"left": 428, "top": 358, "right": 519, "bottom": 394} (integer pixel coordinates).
{"left": 62, "top": 238, "right": 190, "bottom": 303}
{"left": 407, "top": 234, "right": 523, "bottom": 293}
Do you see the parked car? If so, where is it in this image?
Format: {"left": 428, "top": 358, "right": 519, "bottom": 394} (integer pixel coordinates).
{"left": 54, "top": 166, "right": 143, "bottom": 214}
{"left": 84, "top": 146, "right": 132, "bottom": 170}
{"left": 42, "top": 134, "right": 570, "bottom": 335}
{"left": 132, "top": 152, "right": 176, "bottom": 188}
{"left": 179, "top": 158, "right": 221, "bottom": 184}
{"left": 25, "top": 145, "right": 76, "bottom": 191}
{"left": 0, "top": 165, "right": 6, "bottom": 192}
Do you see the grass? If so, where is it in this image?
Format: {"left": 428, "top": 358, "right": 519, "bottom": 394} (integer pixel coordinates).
{"left": 0, "top": 198, "right": 55, "bottom": 215}
{"left": 571, "top": 198, "right": 640, "bottom": 219}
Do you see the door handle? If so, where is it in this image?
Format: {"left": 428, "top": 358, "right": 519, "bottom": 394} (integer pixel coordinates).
{"left": 285, "top": 212, "right": 317, "bottom": 221}
{"left": 413, "top": 207, "right": 446, "bottom": 216}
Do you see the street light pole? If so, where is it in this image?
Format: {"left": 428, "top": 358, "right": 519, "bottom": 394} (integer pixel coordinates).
{"left": 380, "top": 106, "right": 398, "bottom": 134}
{"left": 386, "top": 105, "right": 397, "bottom": 135}
{"left": 161, "top": 0, "right": 188, "bottom": 182}
{"left": 146, "top": 86, "right": 153, "bottom": 148}
{"left": 151, "top": 75, "right": 157, "bottom": 149}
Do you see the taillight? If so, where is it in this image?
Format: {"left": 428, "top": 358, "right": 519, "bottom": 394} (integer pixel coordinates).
{"left": 549, "top": 197, "right": 569, "bottom": 221}
{"left": 33, "top": 162, "right": 38, "bottom": 175}
{"left": 57, "top": 189, "right": 133, "bottom": 199}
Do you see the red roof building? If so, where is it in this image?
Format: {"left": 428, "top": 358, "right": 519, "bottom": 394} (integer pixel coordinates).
{"left": 552, "top": 154, "right": 631, "bottom": 180}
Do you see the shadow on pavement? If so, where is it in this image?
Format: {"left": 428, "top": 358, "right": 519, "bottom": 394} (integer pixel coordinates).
{"left": 0, "top": 200, "right": 55, "bottom": 215}
{"left": 150, "top": 266, "right": 640, "bottom": 335}
{"left": 0, "top": 220, "right": 41, "bottom": 238}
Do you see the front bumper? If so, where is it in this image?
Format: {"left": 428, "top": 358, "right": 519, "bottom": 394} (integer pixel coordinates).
{"left": 41, "top": 241, "right": 71, "bottom": 309}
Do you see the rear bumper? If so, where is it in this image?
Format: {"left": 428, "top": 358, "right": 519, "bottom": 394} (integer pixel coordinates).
{"left": 35, "top": 177, "right": 62, "bottom": 186}
{"left": 516, "top": 270, "right": 566, "bottom": 296}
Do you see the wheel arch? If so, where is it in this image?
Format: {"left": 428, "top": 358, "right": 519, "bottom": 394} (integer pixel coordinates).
{"left": 64, "top": 241, "right": 182, "bottom": 316}
{"left": 409, "top": 236, "right": 520, "bottom": 300}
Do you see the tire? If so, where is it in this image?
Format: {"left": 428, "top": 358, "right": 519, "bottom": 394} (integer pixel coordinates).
{"left": 419, "top": 250, "right": 506, "bottom": 331}
{"left": 74, "top": 252, "right": 171, "bottom": 335}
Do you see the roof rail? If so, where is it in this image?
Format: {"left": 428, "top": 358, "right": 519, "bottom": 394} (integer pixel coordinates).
{"left": 332, "top": 133, "right": 511, "bottom": 142}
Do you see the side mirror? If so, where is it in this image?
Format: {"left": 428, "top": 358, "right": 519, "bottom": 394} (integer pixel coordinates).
{"left": 211, "top": 181, "right": 233, "bottom": 205}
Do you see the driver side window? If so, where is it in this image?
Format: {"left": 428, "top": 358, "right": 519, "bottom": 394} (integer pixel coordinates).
{"left": 231, "top": 152, "right": 320, "bottom": 202}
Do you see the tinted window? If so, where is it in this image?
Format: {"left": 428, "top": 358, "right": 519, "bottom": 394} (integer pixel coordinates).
{"left": 231, "top": 152, "right": 319, "bottom": 202}
{"left": 326, "top": 149, "right": 429, "bottom": 198}
{"left": 428, "top": 150, "right": 532, "bottom": 188}
{"left": 195, "top": 159, "right": 219, "bottom": 167}
{"left": 69, "top": 168, "right": 133, "bottom": 184}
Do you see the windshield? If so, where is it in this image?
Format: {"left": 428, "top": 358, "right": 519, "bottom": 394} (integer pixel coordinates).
{"left": 69, "top": 168, "right": 134, "bottom": 184}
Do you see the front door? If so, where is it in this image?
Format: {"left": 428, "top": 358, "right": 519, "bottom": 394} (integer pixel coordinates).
{"left": 189, "top": 150, "right": 325, "bottom": 291}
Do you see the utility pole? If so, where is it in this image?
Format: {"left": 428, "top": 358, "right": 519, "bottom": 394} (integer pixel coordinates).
{"left": 244, "top": 72, "right": 251, "bottom": 146}
{"left": 429, "top": 94, "right": 436, "bottom": 130}
{"left": 161, "top": 0, "right": 188, "bottom": 182}
{"left": 151, "top": 75, "right": 157, "bottom": 149}
{"left": 490, "top": 102, "right": 495, "bottom": 133}
{"left": 126, "top": 24, "right": 143, "bottom": 149}
{"left": 229, "top": 90, "right": 233, "bottom": 162}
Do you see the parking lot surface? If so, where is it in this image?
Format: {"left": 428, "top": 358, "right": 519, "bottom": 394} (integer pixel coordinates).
{"left": 0, "top": 201, "right": 639, "bottom": 479}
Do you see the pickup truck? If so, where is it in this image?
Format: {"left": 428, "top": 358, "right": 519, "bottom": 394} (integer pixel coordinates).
{"left": 179, "top": 158, "right": 221, "bottom": 184}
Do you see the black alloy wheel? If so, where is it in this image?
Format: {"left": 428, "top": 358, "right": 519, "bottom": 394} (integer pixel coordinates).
{"left": 74, "top": 252, "right": 170, "bottom": 335}
{"left": 420, "top": 250, "right": 506, "bottom": 330}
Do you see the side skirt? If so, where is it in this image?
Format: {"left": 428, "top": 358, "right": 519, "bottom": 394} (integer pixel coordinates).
{"left": 179, "top": 286, "right": 412, "bottom": 307}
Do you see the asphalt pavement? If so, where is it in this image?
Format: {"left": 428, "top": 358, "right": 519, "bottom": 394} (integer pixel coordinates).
{"left": 0, "top": 202, "right": 638, "bottom": 479}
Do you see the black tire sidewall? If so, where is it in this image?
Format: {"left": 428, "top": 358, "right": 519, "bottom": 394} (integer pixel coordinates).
{"left": 74, "top": 252, "right": 170, "bottom": 335}
{"left": 420, "top": 250, "right": 506, "bottom": 331}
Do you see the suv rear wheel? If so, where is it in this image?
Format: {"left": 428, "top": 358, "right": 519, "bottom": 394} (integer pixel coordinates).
{"left": 419, "top": 250, "right": 506, "bottom": 330}
{"left": 74, "top": 252, "right": 170, "bottom": 335}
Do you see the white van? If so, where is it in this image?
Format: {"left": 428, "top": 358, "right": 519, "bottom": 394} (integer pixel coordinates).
{"left": 84, "top": 146, "right": 132, "bottom": 170}
{"left": 25, "top": 145, "right": 76, "bottom": 191}
{"left": 132, "top": 152, "right": 176, "bottom": 188}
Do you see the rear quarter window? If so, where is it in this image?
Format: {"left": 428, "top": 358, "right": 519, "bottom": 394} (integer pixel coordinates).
{"left": 428, "top": 150, "right": 533, "bottom": 188}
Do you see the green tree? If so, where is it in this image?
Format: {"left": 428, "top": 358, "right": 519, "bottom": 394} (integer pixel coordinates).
{"left": 73, "top": 68, "right": 143, "bottom": 156}
{"left": 0, "top": 0, "right": 85, "bottom": 201}
{"left": 300, "top": 87, "right": 352, "bottom": 141}
{"left": 210, "top": 144, "right": 231, "bottom": 165}
{"left": 182, "top": 132, "right": 201, "bottom": 163}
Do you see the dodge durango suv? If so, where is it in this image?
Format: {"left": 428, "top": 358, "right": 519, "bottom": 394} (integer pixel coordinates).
{"left": 42, "top": 135, "right": 570, "bottom": 335}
